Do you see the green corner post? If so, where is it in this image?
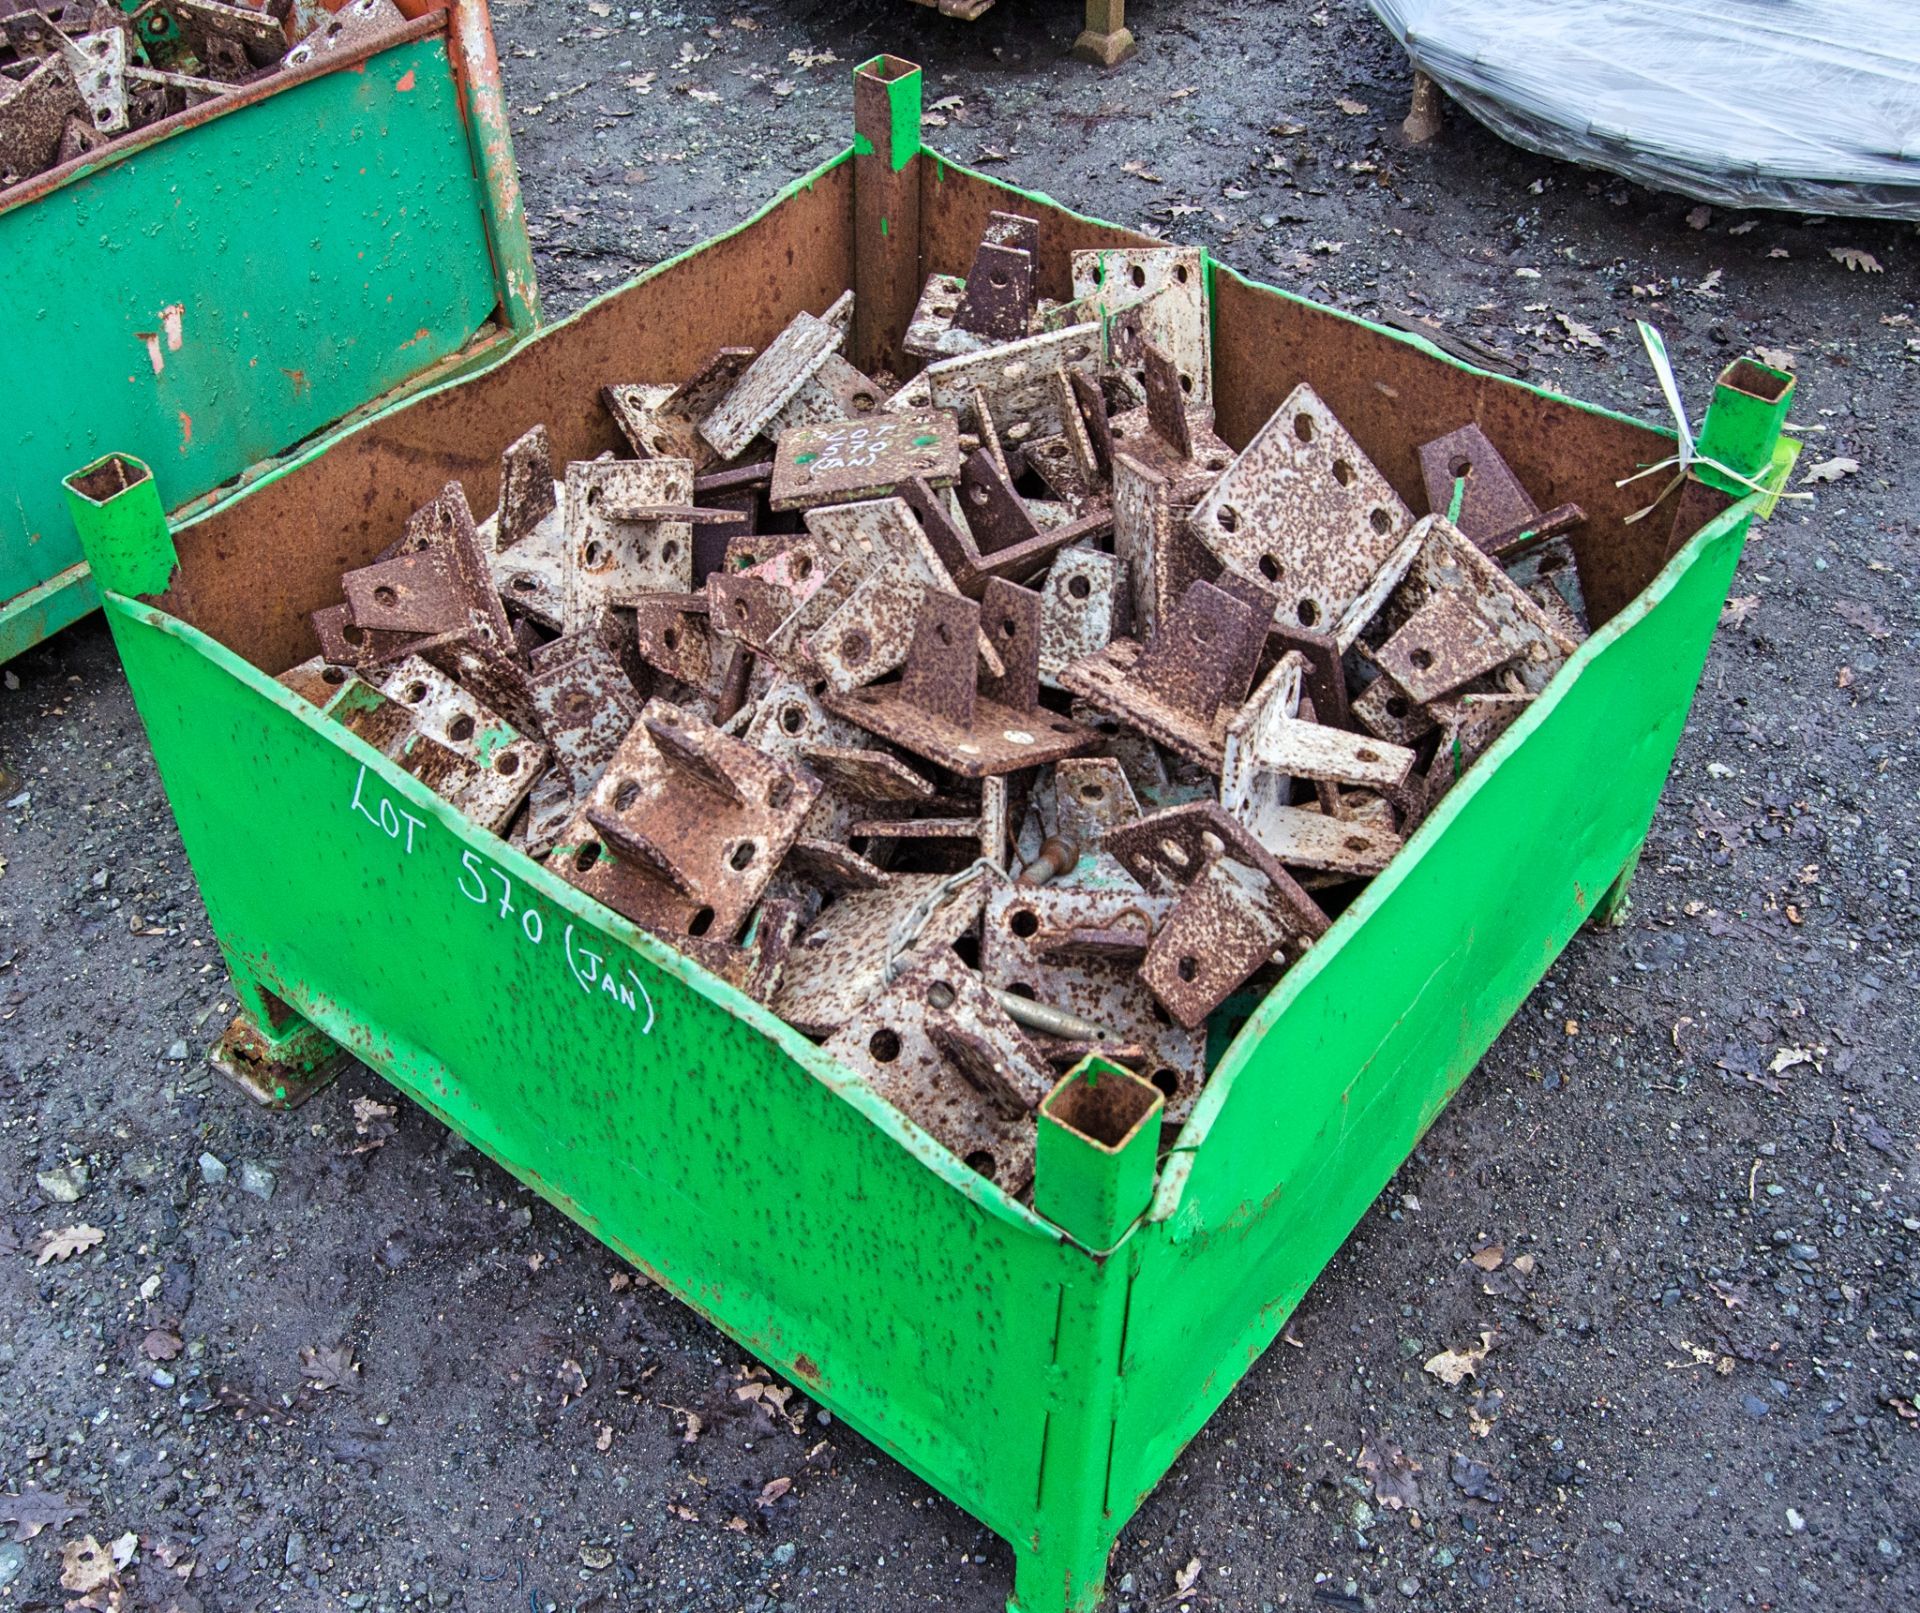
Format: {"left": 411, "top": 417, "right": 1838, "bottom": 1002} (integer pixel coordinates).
{"left": 62, "top": 454, "right": 347, "bottom": 1109}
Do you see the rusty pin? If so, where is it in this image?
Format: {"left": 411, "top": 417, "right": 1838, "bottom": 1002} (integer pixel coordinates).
{"left": 1016, "top": 834, "right": 1079, "bottom": 887}
{"left": 991, "top": 989, "right": 1112, "bottom": 1043}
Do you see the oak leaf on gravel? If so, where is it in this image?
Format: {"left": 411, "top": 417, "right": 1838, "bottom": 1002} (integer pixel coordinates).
{"left": 299, "top": 1343, "right": 357, "bottom": 1391}
{"left": 0, "top": 1488, "right": 81, "bottom": 1541}
{"left": 1424, "top": 1331, "right": 1495, "bottom": 1387}
{"left": 32, "top": 1224, "right": 103, "bottom": 1264}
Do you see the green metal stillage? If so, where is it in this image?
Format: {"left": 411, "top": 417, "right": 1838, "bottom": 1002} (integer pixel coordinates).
{"left": 0, "top": 0, "right": 538, "bottom": 663}
{"left": 66, "top": 58, "right": 1790, "bottom": 1613}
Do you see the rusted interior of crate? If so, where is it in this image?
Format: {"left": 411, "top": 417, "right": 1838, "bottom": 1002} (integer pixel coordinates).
{"left": 156, "top": 155, "right": 1727, "bottom": 674}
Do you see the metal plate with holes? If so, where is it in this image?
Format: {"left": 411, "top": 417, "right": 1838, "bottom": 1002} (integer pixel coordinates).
{"left": 773, "top": 873, "right": 994, "bottom": 1037}
{"left": 1350, "top": 670, "right": 1437, "bottom": 746}
{"left": 281, "top": 0, "right": 401, "bottom": 69}
{"left": 769, "top": 411, "right": 960, "bottom": 511}
{"left": 1058, "top": 578, "right": 1266, "bottom": 769}
{"left": 1219, "top": 652, "right": 1305, "bottom": 849}
{"left": 1374, "top": 516, "right": 1578, "bottom": 695}
{"left": 1105, "top": 801, "right": 1328, "bottom": 936}
{"left": 327, "top": 657, "right": 545, "bottom": 833}
{"left": 490, "top": 423, "right": 560, "bottom": 552}
{"left": 826, "top": 587, "right": 1097, "bottom": 778}
{"left": 902, "top": 272, "right": 984, "bottom": 362}
{"left": 980, "top": 883, "right": 1206, "bottom": 1122}
{"left": 1372, "top": 589, "right": 1515, "bottom": 705}
{"left": 1110, "top": 447, "right": 1222, "bottom": 640}
{"left": 765, "top": 353, "right": 891, "bottom": 441}
{"left": 563, "top": 459, "right": 695, "bottom": 625}
{"left": 1233, "top": 803, "right": 1403, "bottom": 880}
{"left": 1069, "top": 247, "right": 1210, "bottom": 406}
{"left": 1233, "top": 715, "right": 1415, "bottom": 793}
{"left": 1419, "top": 691, "right": 1534, "bottom": 816}
{"left": 527, "top": 632, "right": 641, "bottom": 798}
{"left": 1139, "top": 856, "right": 1297, "bottom": 1031}
{"left": 1417, "top": 424, "right": 1538, "bottom": 542}
{"left": 818, "top": 948, "right": 1052, "bottom": 1196}
{"left": 699, "top": 307, "right": 847, "bottom": 460}
{"left": 556, "top": 699, "right": 819, "bottom": 945}
{"left": 1039, "top": 546, "right": 1125, "bottom": 689}
{"left": 630, "top": 593, "right": 718, "bottom": 689}
{"left": 923, "top": 323, "right": 1102, "bottom": 450}
{"left": 1189, "top": 383, "right": 1415, "bottom": 634}
{"left": 1048, "top": 756, "right": 1142, "bottom": 859}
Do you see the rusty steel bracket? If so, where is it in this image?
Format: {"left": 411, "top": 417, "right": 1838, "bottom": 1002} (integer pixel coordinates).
{"left": 902, "top": 272, "right": 983, "bottom": 364}
{"left": 679, "top": 897, "right": 803, "bottom": 1007}
{"left": 1373, "top": 515, "right": 1579, "bottom": 697}
{"left": 768, "top": 410, "right": 961, "bottom": 511}
{"left": 819, "top": 947, "right": 1055, "bottom": 1195}
{"left": 1038, "top": 545, "right": 1125, "bottom": 690}
{"left": 925, "top": 323, "right": 1102, "bottom": 451}
{"left": 773, "top": 871, "right": 994, "bottom": 1036}
{"left": 557, "top": 699, "right": 820, "bottom": 945}
{"left": 1416, "top": 423, "right": 1584, "bottom": 559}
{"left": 1350, "top": 670, "right": 1436, "bottom": 747}
{"left": 900, "top": 474, "right": 1108, "bottom": 602}
{"left": 605, "top": 347, "right": 755, "bottom": 469}
{"left": 562, "top": 458, "right": 695, "bottom": 626}
{"left": 487, "top": 422, "right": 561, "bottom": 552}
{"left": 699, "top": 292, "right": 854, "bottom": 460}
{"left": 132, "top": 0, "right": 281, "bottom": 80}
{"left": 1058, "top": 576, "right": 1268, "bottom": 770}
{"left": 1106, "top": 801, "right": 1330, "bottom": 1029}
{"left": 63, "top": 26, "right": 127, "bottom": 136}
{"left": 764, "top": 352, "right": 891, "bottom": 441}
{"left": 325, "top": 657, "right": 545, "bottom": 834}
{"left": 520, "top": 630, "right": 642, "bottom": 855}
{"left": 630, "top": 592, "right": 722, "bottom": 691}
{"left": 280, "top": 0, "right": 399, "bottom": 69}
{"left": 0, "top": 52, "right": 82, "bottom": 182}
{"left": 980, "top": 882, "right": 1206, "bottom": 1120}
{"left": 1190, "top": 382, "right": 1416, "bottom": 635}
{"left": 1070, "top": 246, "right": 1210, "bottom": 407}
{"left": 825, "top": 583, "right": 1097, "bottom": 778}
{"left": 953, "top": 211, "right": 1039, "bottom": 343}
{"left": 1368, "top": 588, "right": 1516, "bottom": 706}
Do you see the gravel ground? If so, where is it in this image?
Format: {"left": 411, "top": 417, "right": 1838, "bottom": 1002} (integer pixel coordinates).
{"left": 3, "top": 2, "right": 1917, "bottom": 1610}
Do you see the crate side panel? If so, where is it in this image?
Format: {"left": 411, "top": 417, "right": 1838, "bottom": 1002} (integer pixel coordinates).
{"left": 1209, "top": 268, "right": 1676, "bottom": 628}
{"left": 1108, "top": 514, "right": 1747, "bottom": 1511}
{"left": 160, "top": 163, "right": 854, "bottom": 675}
{"left": 107, "top": 597, "right": 1057, "bottom": 1537}
{"left": 0, "top": 34, "right": 496, "bottom": 601}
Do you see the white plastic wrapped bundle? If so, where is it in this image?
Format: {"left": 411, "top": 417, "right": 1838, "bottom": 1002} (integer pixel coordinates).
{"left": 1370, "top": 0, "right": 1920, "bottom": 218}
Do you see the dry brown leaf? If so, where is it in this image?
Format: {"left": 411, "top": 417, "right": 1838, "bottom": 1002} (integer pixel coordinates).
{"left": 1424, "top": 1331, "right": 1495, "bottom": 1387}
{"left": 299, "top": 1343, "right": 357, "bottom": 1391}
{"left": 1828, "top": 247, "right": 1883, "bottom": 273}
{"left": 1720, "top": 594, "right": 1760, "bottom": 629}
{"left": 1555, "top": 313, "right": 1605, "bottom": 350}
{"left": 1175, "top": 1557, "right": 1203, "bottom": 1593}
{"left": 1510, "top": 1253, "right": 1538, "bottom": 1277}
{"left": 1801, "top": 456, "right": 1859, "bottom": 485}
{"left": 663, "top": 1404, "right": 703, "bottom": 1444}
{"left": 1469, "top": 1242, "right": 1505, "bottom": 1272}
{"left": 1336, "top": 97, "right": 1369, "bottom": 115}
{"left": 1121, "top": 160, "right": 1163, "bottom": 184}
{"left": 1753, "top": 346, "right": 1796, "bottom": 371}
{"left": 1834, "top": 600, "right": 1890, "bottom": 640}
{"left": 756, "top": 1476, "right": 792, "bottom": 1509}
{"left": 0, "top": 1488, "right": 81, "bottom": 1542}
{"left": 61, "top": 1535, "right": 113, "bottom": 1593}
{"left": 725, "top": 1515, "right": 749, "bottom": 1532}
{"left": 787, "top": 47, "right": 838, "bottom": 70}
{"left": 33, "top": 1224, "right": 104, "bottom": 1265}
{"left": 595, "top": 1423, "right": 613, "bottom": 1452}
{"left": 1357, "top": 1442, "right": 1422, "bottom": 1510}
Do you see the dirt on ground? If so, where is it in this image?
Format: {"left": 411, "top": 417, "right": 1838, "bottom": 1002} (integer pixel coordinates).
{"left": 2, "top": 2, "right": 1917, "bottom": 1610}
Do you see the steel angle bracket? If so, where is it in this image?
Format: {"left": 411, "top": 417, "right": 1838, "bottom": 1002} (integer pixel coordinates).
{"left": 1417, "top": 423, "right": 1584, "bottom": 558}
{"left": 1106, "top": 801, "right": 1330, "bottom": 1029}
{"left": 925, "top": 323, "right": 1102, "bottom": 450}
{"left": 486, "top": 422, "right": 561, "bottom": 552}
{"left": 1038, "top": 546, "right": 1125, "bottom": 690}
{"left": 605, "top": 347, "right": 756, "bottom": 468}
{"left": 825, "top": 583, "right": 1097, "bottom": 778}
{"left": 326, "top": 657, "right": 545, "bottom": 834}
{"left": 556, "top": 699, "right": 820, "bottom": 944}
{"left": 699, "top": 293, "right": 853, "bottom": 460}
{"left": 630, "top": 592, "right": 721, "bottom": 690}
{"left": 954, "top": 212, "right": 1039, "bottom": 343}
{"left": 765, "top": 353, "right": 892, "bottom": 441}
{"left": 1058, "top": 576, "right": 1267, "bottom": 770}
{"left": 773, "top": 871, "right": 994, "bottom": 1036}
{"left": 980, "top": 883, "right": 1206, "bottom": 1121}
{"left": 1370, "top": 588, "right": 1516, "bottom": 706}
{"left": 902, "top": 272, "right": 984, "bottom": 363}
{"left": 1376, "top": 515, "right": 1580, "bottom": 696}
{"left": 1189, "top": 382, "right": 1415, "bottom": 636}
{"left": 900, "top": 475, "right": 1108, "bottom": 602}
{"left": 818, "top": 947, "right": 1054, "bottom": 1196}
{"left": 563, "top": 458, "right": 695, "bottom": 624}
{"left": 1069, "top": 246, "right": 1210, "bottom": 406}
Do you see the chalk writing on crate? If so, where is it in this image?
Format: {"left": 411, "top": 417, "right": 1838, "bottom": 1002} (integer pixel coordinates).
{"left": 348, "top": 763, "right": 655, "bottom": 1030}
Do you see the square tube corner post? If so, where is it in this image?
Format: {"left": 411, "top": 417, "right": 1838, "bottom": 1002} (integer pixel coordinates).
{"left": 61, "top": 454, "right": 343, "bottom": 1080}
{"left": 852, "top": 55, "right": 924, "bottom": 379}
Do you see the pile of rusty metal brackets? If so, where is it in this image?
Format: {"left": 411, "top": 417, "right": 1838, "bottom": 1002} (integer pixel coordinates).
{"left": 0, "top": 0, "right": 403, "bottom": 189}
{"left": 289, "top": 211, "right": 1593, "bottom": 1199}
